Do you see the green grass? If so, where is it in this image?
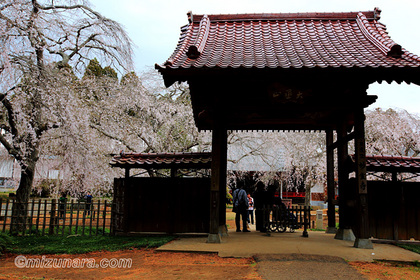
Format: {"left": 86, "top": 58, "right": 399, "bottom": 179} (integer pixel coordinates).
{"left": 2, "top": 234, "right": 175, "bottom": 255}
{"left": 11, "top": 225, "right": 111, "bottom": 236}
{"left": 0, "top": 191, "right": 14, "bottom": 199}
{"left": 309, "top": 228, "right": 326, "bottom": 232}
{"left": 396, "top": 243, "right": 420, "bottom": 255}
{"left": 0, "top": 232, "right": 12, "bottom": 256}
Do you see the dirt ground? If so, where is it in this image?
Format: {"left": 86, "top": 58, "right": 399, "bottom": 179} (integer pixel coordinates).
{"left": 1, "top": 209, "right": 419, "bottom": 279}
{"left": 349, "top": 261, "right": 420, "bottom": 280}
{"left": 0, "top": 249, "right": 261, "bottom": 280}
{"left": 1, "top": 249, "right": 419, "bottom": 280}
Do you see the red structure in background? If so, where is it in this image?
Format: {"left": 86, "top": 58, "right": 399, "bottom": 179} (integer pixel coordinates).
{"left": 282, "top": 192, "right": 305, "bottom": 198}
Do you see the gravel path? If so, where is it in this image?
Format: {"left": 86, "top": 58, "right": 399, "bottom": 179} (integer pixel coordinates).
{"left": 254, "top": 254, "right": 367, "bottom": 280}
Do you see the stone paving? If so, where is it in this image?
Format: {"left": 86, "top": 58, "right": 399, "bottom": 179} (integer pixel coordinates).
{"left": 158, "top": 229, "right": 420, "bottom": 262}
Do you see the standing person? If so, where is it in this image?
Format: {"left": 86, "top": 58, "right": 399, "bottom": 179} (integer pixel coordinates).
{"left": 85, "top": 192, "right": 93, "bottom": 216}
{"left": 253, "top": 181, "right": 271, "bottom": 232}
{"left": 232, "top": 183, "right": 249, "bottom": 232}
{"left": 247, "top": 193, "right": 254, "bottom": 225}
{"left": 58, "top": 192, "right": 67, "bottom": 219}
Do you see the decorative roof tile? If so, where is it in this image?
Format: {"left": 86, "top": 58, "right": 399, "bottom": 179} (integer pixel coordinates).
{"left": 157, "top": 8, "right": 420, "bottom": 72}
{"left": 110, "top": 152, "right": 212, "bottom": 169}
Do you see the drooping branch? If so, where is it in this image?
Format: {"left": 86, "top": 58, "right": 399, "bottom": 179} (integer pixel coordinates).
{"left": 90, "top": 123, "right": 136, "bottom": 152}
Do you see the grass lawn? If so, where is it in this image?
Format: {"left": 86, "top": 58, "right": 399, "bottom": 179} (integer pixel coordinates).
{"left": 396, "top": 243, "right": 420, "bottom": 255}
{"left": 1, "top": 233, "right": 175, "bottom": 255}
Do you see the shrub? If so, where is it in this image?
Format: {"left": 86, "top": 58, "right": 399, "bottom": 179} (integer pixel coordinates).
{"left": 0, "top": 232, "right": 12, "bottom": 256}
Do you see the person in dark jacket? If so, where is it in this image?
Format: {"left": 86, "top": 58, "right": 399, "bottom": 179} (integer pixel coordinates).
{"left": 58, "top": 193, "right": 67, "bottom": 218}
{"left": 85, "top": 192, "right": 93, "bottom": 216}
{"left": 253, "top": 181, "right": 271, "bottom": 232}
{"left": 232, "top": 182, "right": 249, "bottom": 232}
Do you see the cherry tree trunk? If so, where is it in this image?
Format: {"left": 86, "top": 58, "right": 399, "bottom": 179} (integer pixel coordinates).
{"left": 11, "top": 160, "right": 37, "bottom": 235}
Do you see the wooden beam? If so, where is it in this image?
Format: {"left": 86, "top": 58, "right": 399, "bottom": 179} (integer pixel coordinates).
{"left": 326, "top": 129, "right": 337, "bottom": 233}
{"left": 208, "top": 124, "right": 227, "bottom": 243}
{"left": 353, "top": 108, "right": 372, "bottom": 248}
{"left": 337, "top": 122, "right": 350, "bottom": 229}
{"left": 328, "top": 131, "right": 355, "bottom": 151}
{"left": 171, "top": 168, "right": 177, "bottom": 178}
{"left": 335, "top": 121, "right": 355, "bottom": 241}
{"left": 125, "top": 168, "right": 130, "bottom": 179}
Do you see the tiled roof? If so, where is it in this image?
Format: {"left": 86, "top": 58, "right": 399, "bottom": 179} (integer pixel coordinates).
{"left": 156, "top": 8, "right": 420, "bottom": 74}
{"left": 352, "top": 155, "right": 420, "bottom": 173}
{"left": 110, "top": 152, "right": 212, "bottom": 169}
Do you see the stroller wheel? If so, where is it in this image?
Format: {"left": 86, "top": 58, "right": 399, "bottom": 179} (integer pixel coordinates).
{"left": 278, "top": 224, "right": 286, "bottom": 233}
{"left": 269, "top": 223, "right": 278, "bottom": 232}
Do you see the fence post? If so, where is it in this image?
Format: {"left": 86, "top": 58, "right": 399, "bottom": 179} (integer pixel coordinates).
{"left": 69, "top": 199, "right": 74, "bottom": 235}
{"left": 35, "top": 199, "right": 41, "bottom": 234}
{"left": 110, "top": 199, "right": 114, "bottom": 235}
{"left": 0, "top": 199, "right": 3, "bottom": 233}
{"left": 103, "top": 200, "right": 107, "bottom": 235}
{"left": 29, "top": 199, "right": 35, "bottom": 234}
{"left": 88, "top": 200, "right": 94, "bottom": 236}
{"left": 42, "top": 200, "right": 47, "bottom": 235}
{"left": 21, "top": 199, "right": 27, "bottom": 236}
{"left": 49, "top": 199, "right": 57, "bottom": 235}
{"left": 61, "top": 199, "right": 67, "bottom": 236}
{"left": 75, "top": 200, "right": 80, "bottom": 235}
{"left": 2, "top": 199, "right": 9, "bottom": 233}
{"left": 82, "top": 200, "right": 86, "bottom": 236}
{"left": 0, "top": 199, "right": 2, "bottom": 233}
{"left": 96, "top": 200, "right": 101, "bottom": 236}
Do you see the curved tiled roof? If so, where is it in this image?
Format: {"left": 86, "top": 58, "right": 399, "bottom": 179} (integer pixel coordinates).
{"left": 156, "top": 8, "right": 420, "bottom": 72}
{"left": 351, "top": 155, "right": 420, "bottom": 173}
{"left": 110, "top": 152, "right": 212, "bottom": 170}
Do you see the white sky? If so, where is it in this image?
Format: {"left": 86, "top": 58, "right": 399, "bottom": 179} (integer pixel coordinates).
{"left": 89, "top": 0, "right": 420, "bottom": 115}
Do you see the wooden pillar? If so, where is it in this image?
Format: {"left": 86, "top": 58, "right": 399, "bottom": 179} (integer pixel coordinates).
{"left": 171, "top": 168, "right": 177, "bottom": 178}
{"left": 334, "top": 121, "right": 355, "bottom": 241}
{"left": 326, "top": 129, "right": 337, "bottom": 233}
{"left": 353, "top": 109, "right": 373, "bottom": 249}
{"left": 392, "top": 172, "right": 398, "bottom": 182}
{"left": 208, "top": 124, "right": 227, "bottom": 243}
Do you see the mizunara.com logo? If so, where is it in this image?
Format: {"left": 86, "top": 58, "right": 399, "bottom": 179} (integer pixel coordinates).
{"left": 14, "top": 255, "right": 132, "bottom": 269}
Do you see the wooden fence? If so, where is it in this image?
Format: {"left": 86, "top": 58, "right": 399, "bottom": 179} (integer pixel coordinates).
{"left": 0, "top": 198, "right": 112, "bottom": 236}
{"left": 263, "top": 205, "right": 311, "bottom": 237}
{"left": 368, "top": 181, "right": 420, "bottom": 241}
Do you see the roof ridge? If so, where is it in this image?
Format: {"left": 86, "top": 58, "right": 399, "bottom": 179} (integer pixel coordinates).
{"left": 191, "top": 11, "right": 377, "bottom": 22}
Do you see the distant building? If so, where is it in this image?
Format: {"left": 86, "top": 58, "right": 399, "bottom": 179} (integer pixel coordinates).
{"left": 0, "top": 148, "right": 64, "bottom": 190}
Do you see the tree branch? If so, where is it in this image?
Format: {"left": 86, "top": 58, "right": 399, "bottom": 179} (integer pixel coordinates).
{"left": 90, "top": 123, "right": 136, "bottom": 152}
{"left": 0, "top": 133, "right": 22, "bottom": 162}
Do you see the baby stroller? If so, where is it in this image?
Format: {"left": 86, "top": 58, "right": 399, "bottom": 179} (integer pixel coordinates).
{"left": 268, "top": 204, "right": 300, "bottom": 233}
{"left": 284, "top": 211, "right": 300, "bottom": 232}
